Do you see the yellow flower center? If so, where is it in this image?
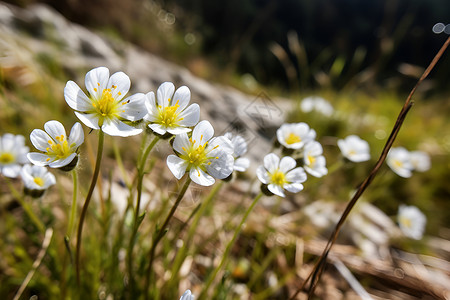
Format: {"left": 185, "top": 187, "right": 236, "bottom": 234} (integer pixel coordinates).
{"left": 270, "top": 169, "right": 287, "bottom": 186}
{"left": 45, "top": 135, "right": 75, "bottom": 161}
{"left": 400, "top": 216, "right": 412, "bottom": 229}
{"left": 306, "top": 155, "right": 316, "bottom": 166}
{"left": 33, "top": 177, "right": 45, "bottom": 187}
{"left": 393, "top": 159, "right": 403, "bottom": 168}
{"left": 91, "top": 85, "right": 126, "bottom": 123}
{"left": 0, "top": 152, "right": 15, "bottom": 164}
{"left": 286, "top": 133, "right": 301, "bottom": 145}
{"left": 181, "top": 136, "right": 219, "bottom": 177}
{"left": 158, "top": 99, "right": 183, "bottom": 127}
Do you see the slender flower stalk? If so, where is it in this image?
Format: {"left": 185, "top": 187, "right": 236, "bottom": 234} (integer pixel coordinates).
{"left": 144, "top": 177, "right": 192, "bottom": 300}
{"left": 75, "top": 129, "right": 105, "bottom": 285}
{"left": 198, "top": 192, "right": 263, "bottom": 299}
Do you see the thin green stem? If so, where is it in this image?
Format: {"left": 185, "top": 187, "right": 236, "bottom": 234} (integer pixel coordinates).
{"left": 198, "top": 192, "right": 263, "bottom": 300}
{"left": 75, "top": 129, "right": 105, "bottom": 285}
{"left": 144, "top": 177, "right": 192, "bottom": 300}
{"left": 127, "top": 135, "right": 160, "bottom": 295}
{"left": 66, "top": 169, "right": 78, "bottom": 237}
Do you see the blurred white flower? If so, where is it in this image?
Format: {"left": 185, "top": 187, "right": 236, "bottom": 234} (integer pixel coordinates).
{"left": 64, "top": 66, "right": 146, "bottom": 136}
{"left": 180, "top": 289, "right": 194, "bottom": 300}
{"left": 28, "top": 121, "right": 84, "bottom": 170}
{"left": 398, "top": 205, "right": 426, "bottom": 240}
{"left": 409, "top": 150, "right": 431, "bottom": 172}
{"left": 303, "top": 141, "right": 328, "bottom": 177}
{"left": 167, "top": 120, "right": 234, "bottom": 186}
{"left": 21, "top": 164, "right": 56, "bottom": 197}
{"left": 276, "top": 123, "right": 316, "bottom": 150}
{"left": 0, "top": 134, "right": 29, "bottom": 178}
{"left": 300, "top": 96, "right": 334, "bottom": 117}
{"left": 256, "top": 153, "right": 307, "bottom": 197}
{"left": 144, "top": 82, "right": 200, "bottom": 135}
{"left": 337, "top": 135, "right": 371, "bottom": 162}
{"left": 224, "top": 132, "right": 250, "bottom": 172}
{"left": 387, "top": 147, "right": 413, "bottom": 178}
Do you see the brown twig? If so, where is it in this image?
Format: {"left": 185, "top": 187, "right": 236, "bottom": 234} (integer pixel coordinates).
{"left": 289, "top": 35, "right": 450, "bottom": 300}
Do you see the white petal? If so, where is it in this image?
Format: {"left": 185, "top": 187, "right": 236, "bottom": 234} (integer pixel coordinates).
{"left": 75, "top": 112, "right": 100, "bottom": 130}
{"left": 192, "top": 120, "right": 214, "bottom": 146}
{"left": 27, "top": 153, "right": 51, "bottom": 166}
{"left": 102, "top": 120, "right": 142, "bottom": 137}
{"left": 234, "top": 157, "right": 250, "bottom": 172}
{"left": 69, "top": 122, "right": 84, "bottom": 148}
{"left": 279, "top": 156, "right": 296, "bottom": 173}
{"left": 108, "top": 71, "right": 130, "bottom": 100}
{"left": 119, "top": 93, "right": 147, "bottom": 121}
{"left": 286, "top": 167, "right": 307, "bottom": 183}
{"left": 178, "top": 103, "right": 200, "bottom": 127}
{"left": 190, "top": 167, "right": 215, "bottom": 186}
{"left": 256, "top": 165, "right": 269, "bottom": 184}
{"left": 30, "top": 129, "right": 52, "bottom": 152}
{"left": 172, "top": 133, "right": 190, "bottom": 154}
{"left": 264, "top": 153, "right": 280, "bottom": 173}
{"left": 43, "top": 172, "right": 56, "bottom": 188}
{"left": 49, "top": 153, "right": 77, "bottom": 168}
{"left": 207, "top": 136, "right": 234, "bottom": 156}
{"left": 2, "top": 165, "right": 22, "bottom": 178}
{"left": 64, "top": 81, "right": 92, "bottom": 111}
{"left": 148, "top": 123, "right": 167, "bottom": 135}
{"left": 284, "top": 182, "right": 304, "bottom": 193}
{"left": 206, "top": 152, "right": 234, "bottom": 179}
{"left": 172, "top": 85, "right": 191, "bottom": 111}
{"left": 44, "top": 120, "right": 66, "bottom": 141}
{"left": 232, "top": 135, "right": 247, "bottom": 157}
{"left": 167, "top": 155, "right": 188, "bottom": 179}
{"left": 268, "top": 184, "right": 285, "bottom": 197}
{"left": 85, "top": 67, "right": 109, "bottom": 100}
{"left": 157, "top": 82, "right": 175, "bottom": 108}
{"left": 167, "top": 127, "right": 192, "bottom": 135}
{"left": 144, "top": 92, "right": 158, "bottom": 119}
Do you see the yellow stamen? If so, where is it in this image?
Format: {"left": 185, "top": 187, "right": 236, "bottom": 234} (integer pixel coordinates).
{"left": 286, "top": 133, "right": 301, "bottom": 145}
{"left": 33, "top": 177, "right": 45, "bottom": 187}
{"left": 0, "top": 153, "right": 14, "bottom": 164}
{"left": 270, "top": 169, "right": 287, "bottom": 186}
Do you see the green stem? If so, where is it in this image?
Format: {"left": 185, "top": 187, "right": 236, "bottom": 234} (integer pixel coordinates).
{"left": 127, "top": 135, "right": 160, "bottom": 295}
{"left": 144, "top": 177, "right": 192, "bottom": 300}
{"left": 66, "top": 169, "right": 78, "bottom": 237}
{"left": 198, "top": 192, "right": 263, "bottom": 300}
{"left": 75, "top": 129, "right": 105, "bottom": 285}
{"left": 5, "top": 179, "right": 45, "bottom": 233}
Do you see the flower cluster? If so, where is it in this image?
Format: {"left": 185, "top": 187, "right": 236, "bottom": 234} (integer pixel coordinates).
{"left": 387, "top": 147, "right": 430, "bottom": 178}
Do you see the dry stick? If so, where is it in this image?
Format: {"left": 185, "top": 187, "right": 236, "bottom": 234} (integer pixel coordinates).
{"left": 289, "top": 35, "right": 450, "bottom": 300}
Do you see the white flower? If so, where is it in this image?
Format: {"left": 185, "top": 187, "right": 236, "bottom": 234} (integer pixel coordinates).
{"left": 398, "top": 205, "right": 426, "bottom": 240}
{"left": 337, "top": 135, "right": 371, "bottom": 162}
{"left": 387, "top": 147, "right": 413, "bottom": 178}
{"left": 300, "top": 96, "right": 334, "bottom": 116}
{"left": 410, "top": 151, "right": 431, "bottom": 172}
{"left": 180, "top": 289, "right": 194, "bottom": 300}
{"left": 303, "top": 141, "right": 328, "bottom": 177}
{"left": 0, "top": 134, "right": 29, "bottom": 178}
{"left": 144, "top": 82, "right": 200, "bottom": 135}
{"left": 167, "top": 120, "right": 234, "bottom": 186}
{"left": 64, "top": 67, "right": 146, "bottom": 137}
{"left": 224, "top": 132, "right": 250, "bottom": 172}
{"left": 20, "top": 164, "right": 56, "bottom": 191}
{"left": 28, "top": 121, "right": 84, "bottom": 170}
{"left": 276, "top": 123, "right": 316, "bottom": 149}
{"left": 256, "top": 153, "right": 307, "bottom": 197}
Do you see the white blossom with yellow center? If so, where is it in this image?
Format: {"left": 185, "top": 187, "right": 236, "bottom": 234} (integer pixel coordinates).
{"left": 64, "top": 67, "right": 146, "bottom": 136}
{"left": 387, "top": 147, "right": 413, "bottom": 178}
{"left": 303, "top": 141, "right": 328, "bottom": 178}
{"left": 167, "top": 120, "right": 234, "bottom": 186}
{"left": 28, "top": 120, "right": 84, "bottom": 169}
{"left": 397, "top": 204, "right": 426, "bottom": 240}
{"left": 337, "top": 135, "right": 371, "bottom": 162}
{"left": 20, "top": 164, "right": 56, "bottom": 191}
{"left": 0, "top": 134, "right": 29, "bottom": 178}
{"left": 256, "top": 153, "right": 307, "bottom": 197}
{"left": 276, "top": 123, "right": 316, "bottom": 150}
{"left": 144, "top": 82, "right": 200, "bottom": 135}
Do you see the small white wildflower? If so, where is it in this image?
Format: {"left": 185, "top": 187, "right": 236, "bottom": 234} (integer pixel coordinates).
{"left": 167, "top": 120, "right": 234, "bottom": 186}
{"left": 20, "top": 164, "right": 56, "bottom": 197}
{"left": 398, "top": 204, "right": 426, "bottom": 240}
{"left": 256, "top": 153, "right": 307, "bottom": 197}
{"left": 0, "top": 134, "right": 29, "bottom": 178}
{"left": 224, "top": 132, "right": 250, "bottom": 172}
{"left": 303, "top": 141, "right": 328, "bottom": 177}
{"left": 337, "top": 135, "right": 371, "bottom": 162}
{"left": 28, "top": 121, "right": 84, "bottom": 170}
{"left": 300, "top": 96, "right": 334, "bottom": 116}
{"left": 180, "top": 289, "right": 194, "bottom": 300}
{"left": 387, "top": 147, "right": 413, "bottom": 178}
{"left": 144, "top": 82, "right": 200, "bottom": 135}
{"left": 409, "top": 150, "right": 431, "bottom": 172}
{"left": 276, "top": 123, "right": 316, "bottom": 150}
{"left": 64, "top": 66, "right": 146, "bottom": 136}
